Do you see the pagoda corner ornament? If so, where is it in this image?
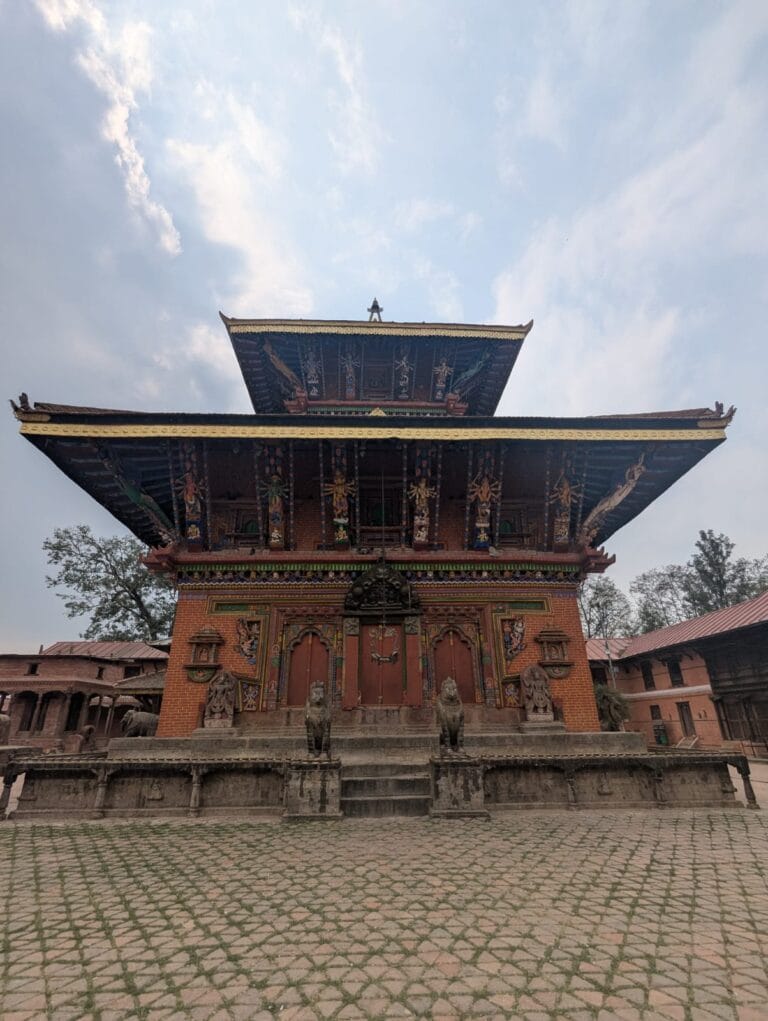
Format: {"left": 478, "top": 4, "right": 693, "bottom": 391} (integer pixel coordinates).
{"left": 535, "top": 629, "right": 573, "bottom": 679}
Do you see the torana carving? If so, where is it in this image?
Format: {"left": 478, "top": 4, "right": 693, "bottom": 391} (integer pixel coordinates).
{"left": 344, "top": 559, "right": 420, "bottom": 617}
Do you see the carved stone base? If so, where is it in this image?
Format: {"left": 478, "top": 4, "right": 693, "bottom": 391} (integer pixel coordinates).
{"left": 430, "top": 757, "right": 489, "bottom": 819}
{"left": 202, "top": 719, "right": 235, "bottom": 730}
{"left": 520, "top": 717, "right": 565, "bottom": 733}
{"left": 283, "top": 760, "right": 342, "bottom": 821}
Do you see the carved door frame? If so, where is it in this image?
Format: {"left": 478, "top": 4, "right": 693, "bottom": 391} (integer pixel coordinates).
{"left": 279, "top": 626, "right": 337, "bottom": 707}
{"left": 428, "top": 622, "right": 484, "bottom": 706}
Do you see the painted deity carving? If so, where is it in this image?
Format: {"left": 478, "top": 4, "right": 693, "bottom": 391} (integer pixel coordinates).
{"left": 302, "top": 345, "right": 322, "bottom": 398}
{"left": 432, "top": 357, "right": 453, "bottom": 401}
{"left": 176, "top": 445, "right": 205, "bottom": 542}
{"left": 436, "top": 677, "right": 464, "bottom": 755}
{"left": 394, "top": 346, "right": 414, "bottom": 399}
{"left": 468, "top": 471, "right": 501, "bottom": 549}
{"left": 204, "top": 671, "right": 236, "bottom": 729}
{"left": 341, "top": 347, "right": 360, "bottom": 400}
{"left": 549, "top": 467, "right": 581, "bottom": 546}
{"left": 577, "top": 454, "right": 646, "bottom": 547}
{"left": 408, "top": 476, "right": 436, "bottom": 545}
{"left": 264, "top": 474, "right": 287, "bottom": 548}
{"left": 323, "top": 469, "right": 356, "bottom": 546}
{"left": 98, "top": 446, "right": 175, "bottom": 543}
{"left": 236, "top": 618, "right": 261, "bottom": 664}
{"left": 501, "top": 617, "right": 526, "bottom": 666}
{"left": 263, "top": 339, "right": 302, "bottom": 394}
{"left": 451, "top": 349, "right": 491, "bottom": 397}
{"left": 305, "top": 681, "right": 331, "bottom": 758}
{"left": 520, "top": 664, "right": 554, "bottom": 721}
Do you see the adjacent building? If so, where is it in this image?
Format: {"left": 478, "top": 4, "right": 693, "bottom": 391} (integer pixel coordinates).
{"left": 0, "top": 641, "right": 167, "bottom": 749}
{"left": 587, "top": 590, "right": 768, "bottom": 754}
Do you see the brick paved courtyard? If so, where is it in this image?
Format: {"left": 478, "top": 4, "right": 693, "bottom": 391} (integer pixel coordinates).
{"left": 1, "top": 809, "right": 767, "bottom": 1021}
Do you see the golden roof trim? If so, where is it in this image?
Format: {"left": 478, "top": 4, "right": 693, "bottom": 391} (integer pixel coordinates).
{"left": 223, "top": 316, "right": 532, "bottom": 342}
{"left": 20, "top": 422, "right": 727, "bottom": 442}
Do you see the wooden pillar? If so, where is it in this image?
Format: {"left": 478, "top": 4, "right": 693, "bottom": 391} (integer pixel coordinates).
{"left": 404, "top": 618, "right": 422, "bottom": 707}
{"left": 28, "top": 694, "right": 43, "bottom": 734}
{"left": 58, "top": 692, "right": 73, "bottom": 736}
{"left": 353, "top": 440, "right": 360, "bottom": 548}
{"left": 433, "top": 443, "right": 443, "bottom": 548}
{"left": 104, "top": 699, "right": 116, "bottom": 739}
{"left": 288, "top": 439, "right": 295, "bottom": 551}
{"left": 167, "top": 440, "right": 181, "bottom": 540}
{"left": 494, "top": 442, "right": 505, "bottom": 549}
{"left": 77, "top": 692, "right": 89, "bottom": 732}
{"left": 202, "top": 440, "right": 212, "bottom": 548}
{"left": 318, "top": 440, "right": 327, "bottom": 549}
{"left": 253, "top": 441, "right": 264, "bottom": 548}
{"left": 400, "top": 442, "right": 408, "bottom": 547}
{"left": 543, "top": 444, "right": 552, "bottom": 550}
{"left": 463, "top": 445, "right": 474, "bottom": 550}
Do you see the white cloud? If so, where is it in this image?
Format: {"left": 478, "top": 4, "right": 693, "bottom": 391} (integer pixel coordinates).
{"left": 413, "top": 257, "right": 463, "bottom": 322}
{"left": 521, "top": 68, "right": 566, "bottom": 149}
{"left": 34, "top": 0, "right": 180, "bottom": 255}
{"left": 394, "top": 198, "right": 454, "bottom": 233}
{"left": 167, "top": 138, "right": 312, "bottom": 316}
{"left": 289, "top": 5, "right": 381, "bottom": 174}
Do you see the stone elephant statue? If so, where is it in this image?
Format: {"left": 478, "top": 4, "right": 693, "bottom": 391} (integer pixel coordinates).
{"left": 121, "top": 709, "right": 159, "bottom": 738}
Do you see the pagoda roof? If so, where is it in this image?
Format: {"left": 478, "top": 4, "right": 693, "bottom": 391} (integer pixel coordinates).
{"left": 220, "top": 314, "right": 533, "bottom": 416}
{"left": 12, "top": 400, "right": 732, "bottom": 550}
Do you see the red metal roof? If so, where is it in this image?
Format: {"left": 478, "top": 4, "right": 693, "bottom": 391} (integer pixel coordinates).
{"left": 586, "top": 590, "right": 768, "bottom": 662}
{"left": 585, "top": 638, "right": 631, "bottom": 661}
{"left": 42, "top": 641, "right": 168, "bottom": 661}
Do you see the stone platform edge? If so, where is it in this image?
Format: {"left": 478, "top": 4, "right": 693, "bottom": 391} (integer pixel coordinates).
{"left": 1, "top": 748, "right": 758, "bottom": 820}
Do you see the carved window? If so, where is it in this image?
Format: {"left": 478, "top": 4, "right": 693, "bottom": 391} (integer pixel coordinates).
{"left": 650, "top": 704, "right": 662, "bottom": 721}
{"left": 26, "top": 662, "right": 38, "bottom": 675}
{"left": 641, "top": 662, "right": 655, "bottom": 690}
{"left": 667, "top": 657, "right": 684, "bottom": 687}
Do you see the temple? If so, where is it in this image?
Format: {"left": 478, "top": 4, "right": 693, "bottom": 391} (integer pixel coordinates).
{"left": 11, "top": 309, "right": 735, "bottom": 743}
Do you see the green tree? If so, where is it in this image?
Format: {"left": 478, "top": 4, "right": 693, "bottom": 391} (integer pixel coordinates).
{"left": 630, "top": 564, "right": 689, "bottom": 633}
{"left": 577, "top": 577, "right": 635, "bottom": 638}
{"left": 44, "top": 525, "right": 175, "bottom": 641}
{"left": 682, "top": 530, "right": 768, "bottom": 616}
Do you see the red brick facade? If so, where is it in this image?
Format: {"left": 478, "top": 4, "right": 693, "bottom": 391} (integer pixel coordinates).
{"left": 158, "top": 572, "right": 600, "bottom": 737}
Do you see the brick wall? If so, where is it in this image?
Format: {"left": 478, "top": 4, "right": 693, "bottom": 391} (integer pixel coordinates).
{"left": 158, "top": 580, "right": 600, "bottom": 737}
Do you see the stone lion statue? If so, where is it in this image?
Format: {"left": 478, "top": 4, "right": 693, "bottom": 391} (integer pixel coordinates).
{"left": 121, "top": 709, "right": 159, "bottom": 738}
{"left": 436, "top": 677, "right": 464, "bottom": 755}
{"left": 0, "top": 712, "right": 10, "bottom": 745}
{"left": 305, "top": 681, "right": 331, "bottom": 758}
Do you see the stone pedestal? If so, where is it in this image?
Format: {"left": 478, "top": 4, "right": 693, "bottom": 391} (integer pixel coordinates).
{"left": 520, "top": 719, "right": 566, "bottom": 734}
{"left": 283, "top": 759, "right": 342, "bottom": 821}
{"left": 430, "top": 757, "right": 489, "bottom": 819}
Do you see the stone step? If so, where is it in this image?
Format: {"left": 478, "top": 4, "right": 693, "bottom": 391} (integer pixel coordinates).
{"left": 342, "top": 775, "right": 431, "bottom": 798}
{"left": 341, "top": 794, "right": 431, "bottom": 818}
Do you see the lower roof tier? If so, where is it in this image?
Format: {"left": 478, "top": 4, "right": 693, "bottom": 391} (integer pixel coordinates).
{"left": 15, "top": 406, "right": 731, "bottom": 554}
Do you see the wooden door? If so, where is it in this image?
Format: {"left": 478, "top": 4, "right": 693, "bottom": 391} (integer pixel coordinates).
{"left": 676, "top": 701, "right": 696, "bottom": 738}
{"left": 433, "top": 629, "right": 477, "bottom": 705}
{"left": 286, "top": 632, "right": 330, "bottom": 707}
{"left": 359, "top": 623, "right": 405, "bottom": 705}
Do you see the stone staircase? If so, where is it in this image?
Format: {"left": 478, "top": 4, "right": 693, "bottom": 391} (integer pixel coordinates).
{"left": 340, "top": 760, "right": 432, "bottom": 817}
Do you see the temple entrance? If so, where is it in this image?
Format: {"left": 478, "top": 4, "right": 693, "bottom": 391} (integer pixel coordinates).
{"left": 359, "top": 623, "right": 405, "bottom": 706}
{"left": 433, "top": 628, "right": 477, "bottom": 705}
{"left": 285, "top": 631, "right": 330, "bottom": 707}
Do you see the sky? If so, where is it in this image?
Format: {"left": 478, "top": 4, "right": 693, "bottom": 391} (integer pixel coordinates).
{"left": 1, "top": 0, "right": 767, "bottom": 651}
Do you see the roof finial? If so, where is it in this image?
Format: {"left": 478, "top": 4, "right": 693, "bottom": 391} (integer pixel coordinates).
{"left": 367, "top": 297, "right": 383, "bottom": 322}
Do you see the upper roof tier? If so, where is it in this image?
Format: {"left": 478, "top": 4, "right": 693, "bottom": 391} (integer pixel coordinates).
{"left": 220, "top": 314, "right": 533, "bottom": 416}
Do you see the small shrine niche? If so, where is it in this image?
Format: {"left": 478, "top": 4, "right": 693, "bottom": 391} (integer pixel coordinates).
{"left": 185, "top": 628, "right": 224, "bottom": 683}
{"left": 535, "top": 628, "right": 573, "bottom": 679}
